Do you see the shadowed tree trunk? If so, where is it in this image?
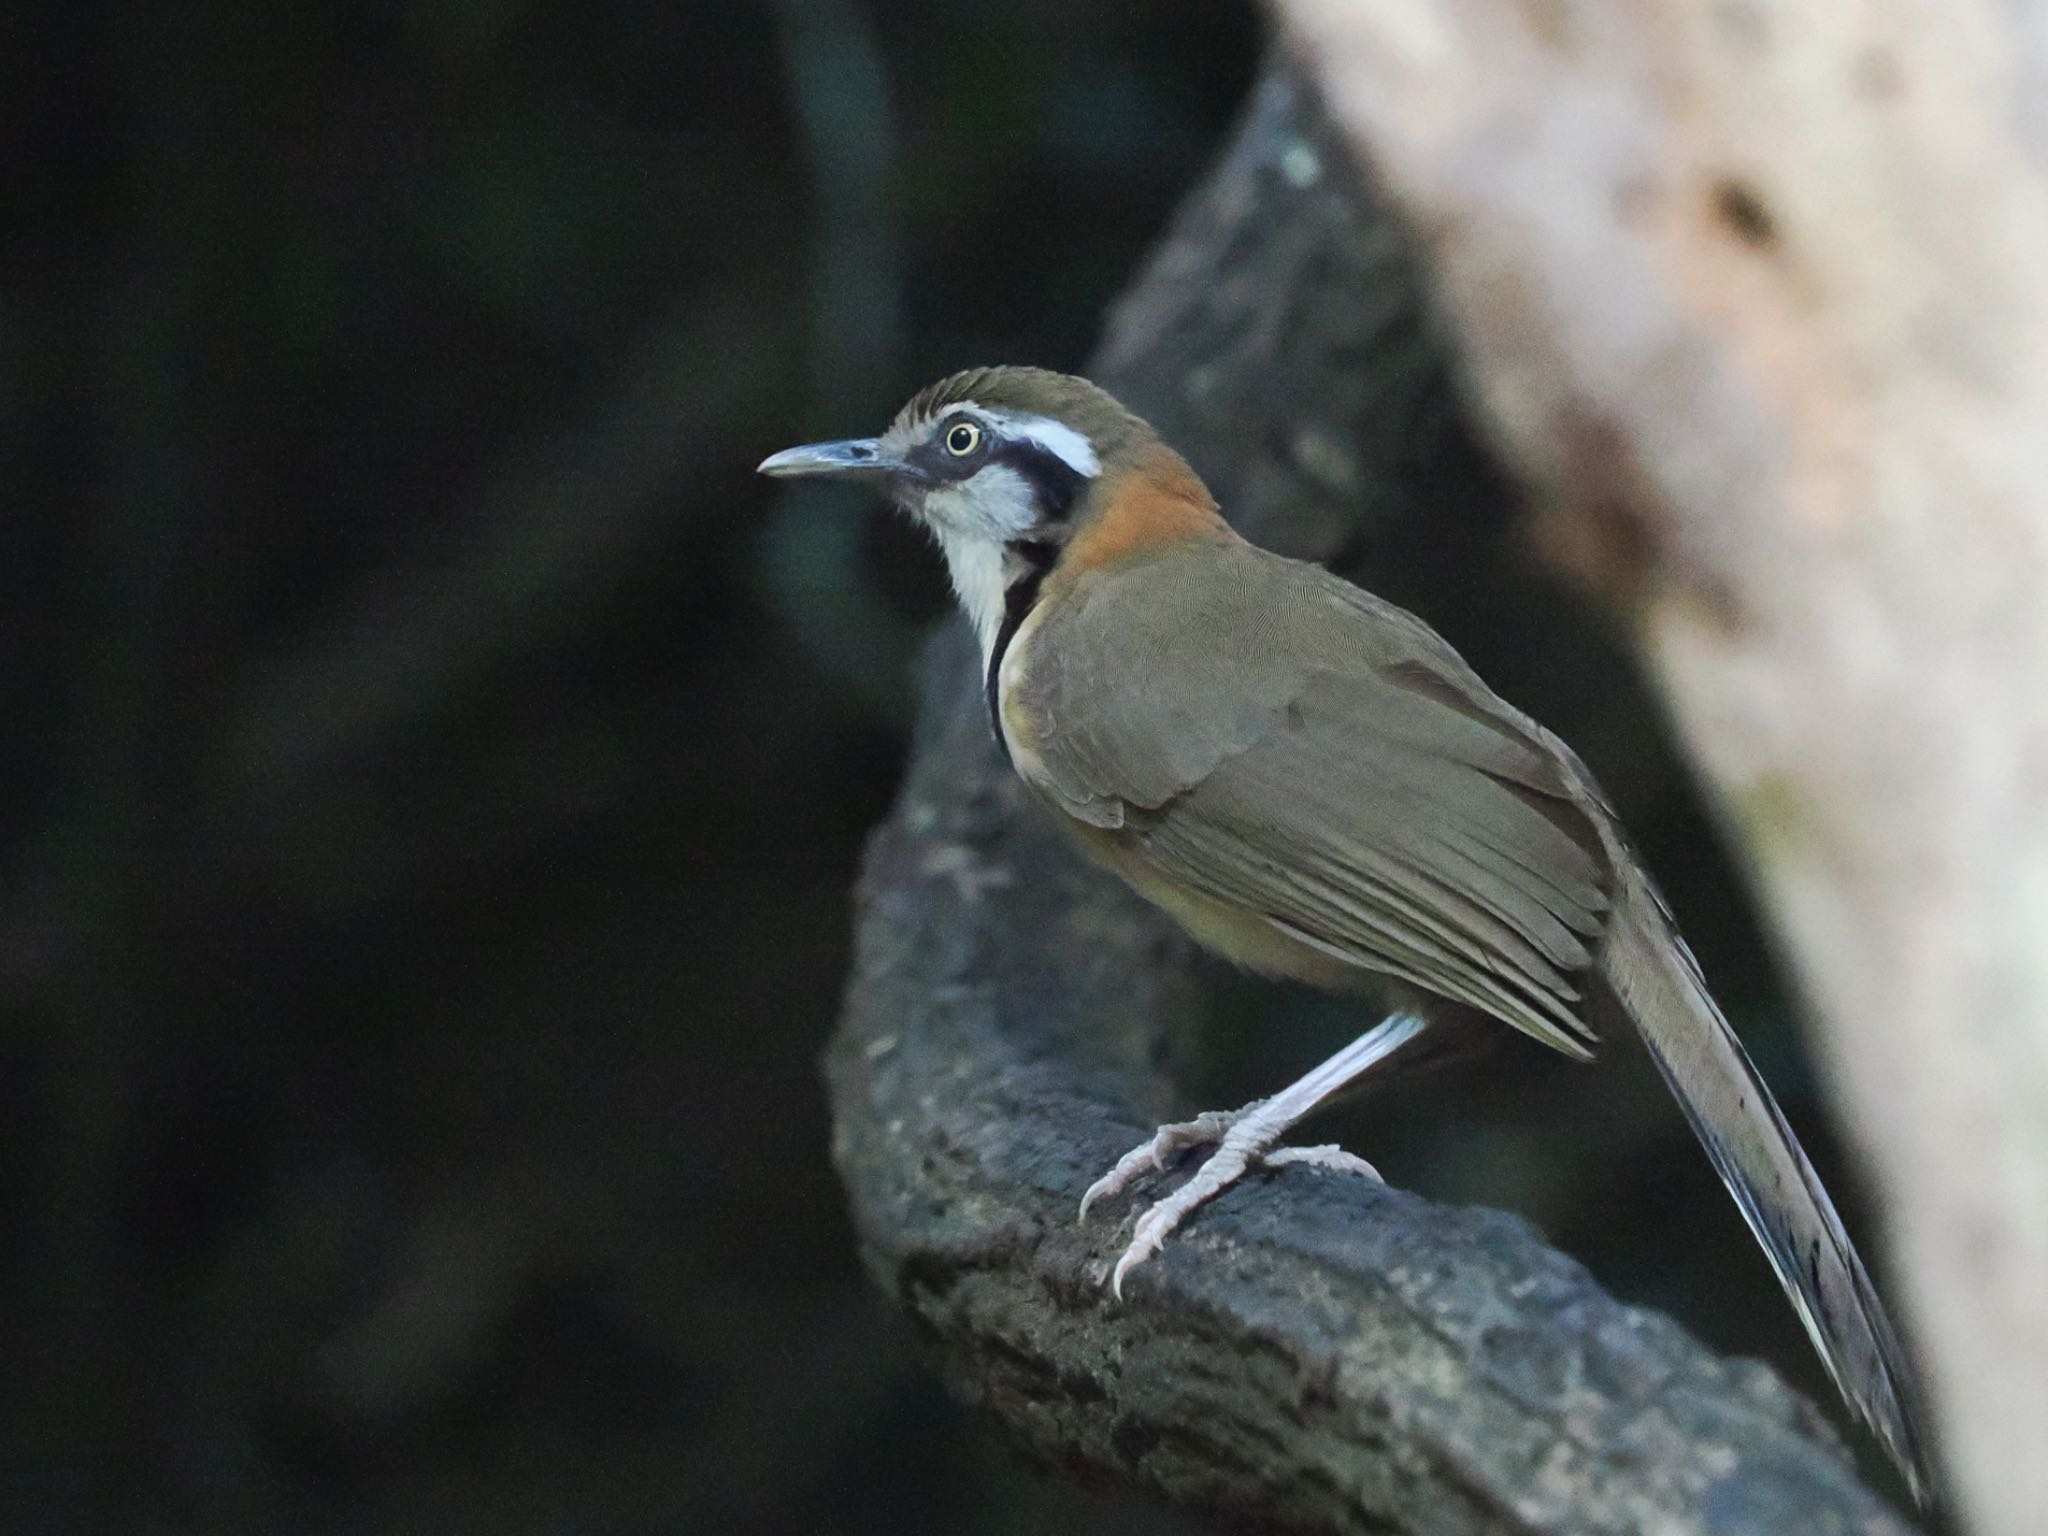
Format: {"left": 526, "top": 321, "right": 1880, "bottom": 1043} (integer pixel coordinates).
{"left": 828, "top": 59, "right": 1922, "bottom": 1536}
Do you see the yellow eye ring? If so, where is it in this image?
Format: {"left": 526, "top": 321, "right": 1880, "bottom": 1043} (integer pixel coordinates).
{"left": 944, "top": 421, "right": 982, "bottom": 456}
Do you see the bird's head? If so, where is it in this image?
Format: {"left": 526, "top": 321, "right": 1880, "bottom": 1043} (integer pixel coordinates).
{"left": 759, "top": 366, "right": 1214, "bottom": 652}
{"left": 759, "top": 366, "right": 1155, "bottom": 540}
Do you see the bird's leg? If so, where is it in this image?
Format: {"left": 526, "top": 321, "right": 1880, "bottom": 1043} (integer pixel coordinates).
{"left": 1083, "top": 1012, "right": 1429, "bottom": 1297}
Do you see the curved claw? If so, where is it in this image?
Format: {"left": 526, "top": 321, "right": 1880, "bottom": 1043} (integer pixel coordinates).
{"left": 1111, "top": 1248, "right": 1138, "bottom": 1300}
{"left": 1079, "top": 1140, "right": 1158, "bottom": 1220}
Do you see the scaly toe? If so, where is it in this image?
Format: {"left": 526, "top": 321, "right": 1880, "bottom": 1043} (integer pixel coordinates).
{"left": 1264, "top": 1143, "right": 1383, "bottom": 1181}
{"left": 1079, "top": 1110, "right": 1243, "bottom": 1219}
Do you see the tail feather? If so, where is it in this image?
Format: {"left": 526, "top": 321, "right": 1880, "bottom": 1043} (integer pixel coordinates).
{"left": 1599, "top": 871, "right": 1933, "bottom": 1504}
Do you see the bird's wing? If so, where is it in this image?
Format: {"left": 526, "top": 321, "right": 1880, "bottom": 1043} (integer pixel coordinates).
{"left": 1014, "top": 540, "right": 1613, "bottom": 1058}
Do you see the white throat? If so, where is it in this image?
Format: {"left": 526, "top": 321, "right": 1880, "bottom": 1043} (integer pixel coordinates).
{"left": 934, "top": 530, "right": 1013, "bottom": 660}
{"left": 912, "top": 458, "right": 1041, "bottom": 661}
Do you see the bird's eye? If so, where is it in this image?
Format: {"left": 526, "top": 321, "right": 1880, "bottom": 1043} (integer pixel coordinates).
{"left": 944, "top": 420, "right": 982, "bottom": 457}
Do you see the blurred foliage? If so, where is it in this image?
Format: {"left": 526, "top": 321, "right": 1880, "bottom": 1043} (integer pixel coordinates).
{"left": 0, "top": 0, "right": 1899, "bottom": 1531}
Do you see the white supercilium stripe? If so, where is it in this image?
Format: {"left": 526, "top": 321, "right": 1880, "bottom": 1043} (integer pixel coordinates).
{"left": 947, "top": 402, "right": 1101, "bottom": 477}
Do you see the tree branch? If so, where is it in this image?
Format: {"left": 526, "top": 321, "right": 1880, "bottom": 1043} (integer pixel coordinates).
{"left": 828, "top": 61, "right": 1917, "bottom": 1536}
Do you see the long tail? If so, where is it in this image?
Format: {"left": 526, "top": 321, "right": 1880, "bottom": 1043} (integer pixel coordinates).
{"left": 1598, "top": 870, "right": 1934, "bottom": 1504}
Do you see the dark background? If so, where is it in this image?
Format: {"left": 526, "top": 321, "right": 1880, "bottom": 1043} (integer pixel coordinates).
{"left": 0, "top": 2, "right": 1904, "bottom": 1531}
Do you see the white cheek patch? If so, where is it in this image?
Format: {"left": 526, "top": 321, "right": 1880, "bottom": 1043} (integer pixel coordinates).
{"left": 922, "top": 463, "right": 1037, "bottom": 542}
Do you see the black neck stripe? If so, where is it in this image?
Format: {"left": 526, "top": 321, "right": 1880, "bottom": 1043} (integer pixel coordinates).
{"left": 985, "top": 540, "right": 1059, "bottom": 761}
{"left": 995, "top": 440, "right": 1086, "bottom": 523}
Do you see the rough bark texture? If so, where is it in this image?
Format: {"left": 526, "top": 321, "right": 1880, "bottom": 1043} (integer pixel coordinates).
{"left": 1270, "top": 7, "right": 2048, "bottom": 1532}
{"left": 829, "top": 65, "right": 1918, "bottom": 1536}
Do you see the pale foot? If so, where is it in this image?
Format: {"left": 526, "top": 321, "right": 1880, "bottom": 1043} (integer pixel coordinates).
{"left": 1082, "top": 1103, "right": 1383, "bottom": 1298}
{"left": 1077, "top": 1015, "right": 1426, "bottom": 1298}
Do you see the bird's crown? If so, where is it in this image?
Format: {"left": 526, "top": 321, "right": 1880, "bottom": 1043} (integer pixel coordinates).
{"left": 892, "top": 366, "right": 1155, "bottom": 462}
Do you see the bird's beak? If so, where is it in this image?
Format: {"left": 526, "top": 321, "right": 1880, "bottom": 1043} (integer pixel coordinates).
{"left": 756, "top": 437, "right": 896, "bottom": 482}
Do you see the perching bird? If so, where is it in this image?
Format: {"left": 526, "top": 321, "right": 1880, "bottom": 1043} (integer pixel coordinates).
{"left": 759, "top": 365, "right": 1932, "bottom": 1500}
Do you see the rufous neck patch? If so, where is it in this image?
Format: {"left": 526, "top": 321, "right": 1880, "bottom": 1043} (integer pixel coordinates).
{"left": 1054, "top": 447, "right": 1234, "bottom": 583}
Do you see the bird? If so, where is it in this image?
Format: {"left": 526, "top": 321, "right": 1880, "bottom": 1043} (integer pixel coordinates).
{"left": 758, "top": 365, "right": 1933, "bottom": 1501}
